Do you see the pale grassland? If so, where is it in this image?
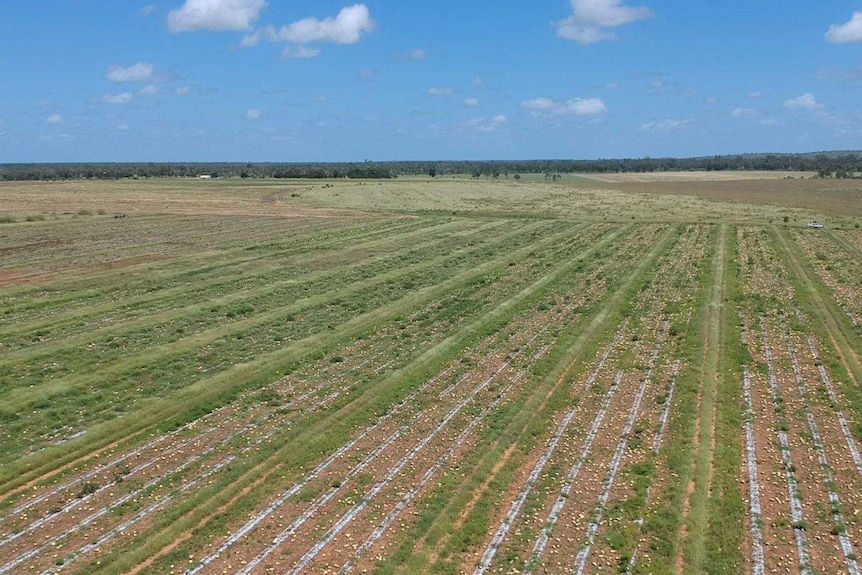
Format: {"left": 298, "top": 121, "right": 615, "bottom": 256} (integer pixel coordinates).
{"left": 585, "top": 170, "right": 816, "bottom": 183}
{"left": 4, "top": 174, "right": 858, "bottom": 228}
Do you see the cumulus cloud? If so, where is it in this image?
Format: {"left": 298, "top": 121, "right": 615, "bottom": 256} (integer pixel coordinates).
{"left": 408, "top": 48, "right": 426, "bottom": 61}
{"left": 521, "top": 98, "right": 557, "bottom": 111}
{"left": 101, "top": 92, "right": 136, "bottom": 105}
{"left": 468, "top": 115, "right": 508, "bottom": 132}
{"left": 176, "top": 86, "right": 192, "bottom": 95}
{"left": 463, "top": 98, "right": 480, "bottom": 108}
{"left": 748, "top": 91, "right": 763, "bottom": 99}
{"left": 826, "top": 12, "right": 862, "bottom": 43}
{"left": 267, "top": 4, "right": 373, "bottom": 45}
{"left": 556, "top": 0, "right": 653, "bottom": 45}
{"left": 106, "top": 63, "right": 157, "bottom": 83}
{"left": 557, "top": 97, "right": 607, "bottom": 115}
{"left": 246, "top": 108, "right": 263, "bottom": 120}
{"left": 239, "top": 4, "right": 373, "bottom": 58}
{"left": 427, "top": 87, "right": 454, "bottom": 97}
{"left": 731, "top": 107, "right": 757, "bottom": 118}
{"left": 784, "top": 93, "right": 823, "bottom": 110}
{"left": 639, "top": 119, "right": 693, "bottom": 132}
{"left": 521, "top": 97, "right": 607, "bottom": 116}
{"left": 138, "top": 5, "right": 158, "bottom": 16}
{"left": 46, "top": 114, "right": 63, "bottom": 124}
{"left": 168, "top": 0, "right": 267, "bottom": 33}
{"left": 282, "top": 45, "right": 320, "bottom": 59}
{"left": 99, "top": 84, "right": 162, "bottom": 105}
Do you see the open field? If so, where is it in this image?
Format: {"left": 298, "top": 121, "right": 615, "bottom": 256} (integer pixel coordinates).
{"left": 1, "top": 177, "right": 861, "bottom": 574}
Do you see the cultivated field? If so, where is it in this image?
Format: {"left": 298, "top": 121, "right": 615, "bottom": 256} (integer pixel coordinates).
{"left": 1, "top": 176, "right": 861, "bottom": 574}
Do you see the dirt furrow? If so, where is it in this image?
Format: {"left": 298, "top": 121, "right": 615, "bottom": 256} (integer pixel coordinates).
{"left": 742, "top": 367, "right": 767, "bottom": 575}
{"left": 759, "top": 318, "right": 813, "bottom": 574}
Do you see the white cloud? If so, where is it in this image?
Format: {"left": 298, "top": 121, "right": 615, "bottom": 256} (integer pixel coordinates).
{"left": 704, "top": 97, "right": 718, "bottom": 105}
{"left": 246, "top": 108, "right": 263, "bottom": 120}
{"left": 313, "top": 94, "right": 329, "bottom": 103}
{"left": 760, "top": 118, "right": 779, "bottom": 126}
{"left": 358, "top": 68, "right": 376, "bottom": 82}
{"left": 101, "top": 92, "right": 136, "bottom": 105}
{"left": 463, "top": 98, "right": 480, "bottom": 108}
{"left": 784, "top": 93, "right": 823, "bottom": 110}
{"left": 168, "top": 0, "right": 267, "bottom": 33}
{"left": 117, "top": 124, "right": 130, "bottom": 130}
{"left": 239, "top": 5, "right": 373, "bottom": 57}
{"left": 46, "top": 114, "right": 63, "bottom": 125}
{"left": 556, "top": 97, "right": 607, "bottom": 115}
{"left": 649, "top": 79, "right": 665, "bottom": 90}
{"left": 176, "top": 86, "right": 192, "bottom": 95}
{"left": 106, "top": 62, "right": 156, "bottom": 83}
{"left": 557, "top": 0, "right": 653, "bottom": 45}
{"left": 731, "top": 107, "right": 757, "bottom": 118}
{"left": 408, "top": 48, "right": 426, "bottom": 61}
{"left": 138, "top": 85, "right": 159, "bottom": 96}
{"left": 137, "top": 5, "right": 158, "bottom": 17}
{"left": 521, "top": 97, "right": 558, "bottom": 111}
{"left": 826, "top": 12, "right": 862, "bottom": 43}
{"left": 468, "top": 115, "right": 508, "bottom": 132}
{"left": 605, "top": 81, "right": 620, "bottom": 89}
{"left": 639, "top": 119, "right": 693, "bottom": 132}
{"left": 239, "top": 28, "right": 267, "bottom": 47}
{"left": 282, "top": 45, "right": 320, "bottom": 59}
{"left": 269, "top": 4, "right": 373, "bottom": 45}
{"left": 427, "top": 87, "right": 454, "bottom": 97}
{"left": 748, "top": 91, "right": 763, "bottom": 99}
{"left": 522, "top": 97, "right": 606, "bottom": 116}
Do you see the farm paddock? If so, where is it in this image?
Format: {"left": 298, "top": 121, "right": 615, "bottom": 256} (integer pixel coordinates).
{"left": 1, "top": 176, "right": 861, "bottom": 574}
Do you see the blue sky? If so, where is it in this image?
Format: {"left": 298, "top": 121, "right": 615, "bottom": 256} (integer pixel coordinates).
{"left": 2, "top": 0, "right": 862, "bottom": 162}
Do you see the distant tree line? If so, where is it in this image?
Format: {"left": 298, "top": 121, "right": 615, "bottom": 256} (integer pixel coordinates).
{"left": 1, "top": 152, "right": 860, "bottom": 181}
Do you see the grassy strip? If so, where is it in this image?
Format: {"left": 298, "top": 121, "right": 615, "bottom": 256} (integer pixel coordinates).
{"left": 86, "top": 224, "right": 636, "bottom": 575}
{"left": 634, "top": 226, "right": 719, "bottom": 574}
{"left": 703, "top": 226, "right": 745, "bottom": 574}
{"left": 0, "top": 222, "right": 613, "bottom": 493}
{"left": 676, "top": 224, "right": 726, "bottom": 572}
